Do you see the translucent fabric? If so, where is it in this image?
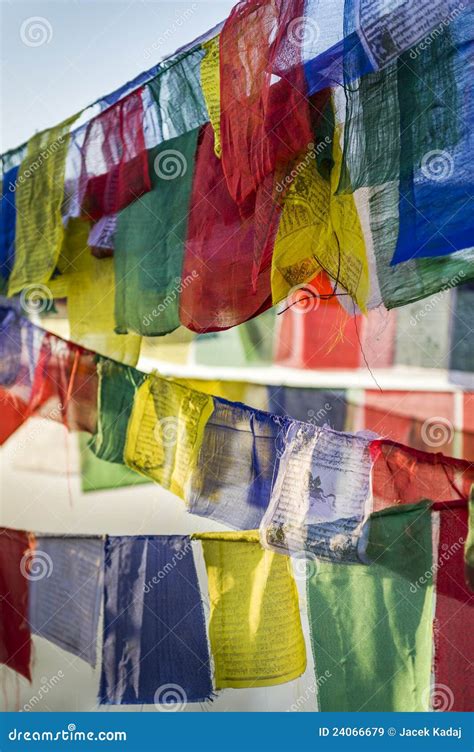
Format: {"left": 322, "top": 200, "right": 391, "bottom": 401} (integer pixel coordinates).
{"left": 392, "top": 11, "right": 473, "bottom": 264}
{"left": 8, "top": 117, "right": 77, "bottom": 295}
{"left": 271, "top": 100, "right": 370, "bottom": 312}
{"left": 52, "top": 218, "right": 141, "bottom": 365}
{"left": 0, "top": 527, "right": 32, "bottom": 680}
{"left": 146, "top": 48, "right": 208, "bottom": 143}
{"left": 363, "top": 391, "right": 458, "bottom": 457}
{"left": 179, "top": 124, "right": 273, "bottom": 332}
{"left": 268, "top": 385, "right": 347, "bottom": 428}
{"left": 30, "top": 333, "right": 98, "bottom": 435}
{"left": 371, "top": 440, "right": 474, "bottom": 512}
{"left": 200, "top": 36, "right": 221, "bottom": 157}
{"left": 369, "top": 183, "right": 474, "bottom": 310}
{"left": 434, "top": 504, "right": 473, "bottom": 711}
{"left": 220, "top": 0, "right": 312, "bottom": 210}
{"left": 0, "top": 165, "right": 19, "bottom": 292}
{"left": 0, "top": 306, "right": 47, "bottom": 444}
{"left": 124, "top": 374, "right": 214, "bottom": 498}
{"left": 307, "top": 503, "right": 434, "bottom": 711}
{"left": 187, "top": 398, "right": 287, "bottom": 530}
{"left": 28, "top": 537, "right": 103, "bottom": 666}
{"left": 89, "top": 358, "right": 146, "bottom": 465}
{"left": 196, "top": 531, "right": 306, "bottom": 688}
{"left": 450, "top": 285, "right": 474, "bottom": 379}
{"left": 114, "top": 129, "right": 199, "bottom": 336}
{"left": 261, "top": 423, "right": 375, "bottom": 562}
{"left": 0, "top": 305, "right": 22, "bottom": 385}
{"left": 79, "top": 89, "right": 151, "bottom": 221}
{"left": 100, "top": 535, "right": 212, "bottom": 705}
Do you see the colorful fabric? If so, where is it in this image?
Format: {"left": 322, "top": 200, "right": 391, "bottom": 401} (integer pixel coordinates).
{"left": 200, "top": 36, "right": 221, "bottom": 157}
{"left": 179, "top": 123, "right": 273, "bottom": 332}
{"left": 433, "top": 504, "right": 473, "bottom": 711}
{"left": 124, "top": 374, "right": 214, "bottom": 498}
{"left": 28, "top": 537, "right": 103, "bottom": 666}
{"left": 89, "top": 357, "right": 146, "bottom": 464}
{"left": 100, "top": 535, "right": 212, "bottom": 705}
{"left": 0, "top": 1, "right": 473, "bottom": 333}
{"left": 55, "top": 218, "right": 141, "bottom": 365}
{"left": 114, "top": 129, "right": 199, "bottom": 336}
{"left": 147, "top": 48, "right": 208, "bottom": 143}
{"left": 307, "top": 503, "right": 434, "bottom": 711}
{"left": 0, "top": 166, "right": 19, "bottom": 291}
{"left": 8, "top": 117, "right": 77, "bottom": 295}
{"left": 0, "top": 527, "right": 32, "bottom": 680}
{"left": 261, "top": 423, "right": 374, "bottom": 562}
{"left": 196, "top": 531, "right": 306, "bottom": 689}
{"left": 187, "top": 398, "right": 287, "bottom": 530}
{"left": 79, "top": 89, "right": 150, "bottom": 221}
{"left": 371, "top": 440, "right": 474, "bottom": 512}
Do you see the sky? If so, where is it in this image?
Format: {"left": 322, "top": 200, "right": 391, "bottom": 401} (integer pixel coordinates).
{"left": 0, "top": 0, "right": 236, "bottom": 153}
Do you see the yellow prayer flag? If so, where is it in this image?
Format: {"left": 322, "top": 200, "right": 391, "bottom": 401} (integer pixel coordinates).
{"left": 195, "top": 530, "right": 307, "bottom": 689}
{"left": 124, "top": 374, "right": 214, "bottom": 497}
{"left": 9, "top": 116, "right": 78, "bottom": 296}
{"left": 201, "top": 36, "right": 222, "bottom": 157}
{"left": 271, "top": 116, "right": 369, "bottom": 312}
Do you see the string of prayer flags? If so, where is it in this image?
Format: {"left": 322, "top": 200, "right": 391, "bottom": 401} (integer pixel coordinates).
{"left": 100, "top": 535, "right": 212, "bottom": 705}
{"left": 1, "top": 0, "right": 474, "bottom": 337}
{"left": 307, "top": 503, "right": 434, "bottom": 711}
{"left": 28, "top": 537, "right": 103, "bottom": 667}
{"left": 196, "top": 531, "right": 306, "bottom": 689}
{"left": 0, "top": 515, "right": 472, "bottom": 709}
{"left": 0, "top": 527, "right": 32, "bottom": 681}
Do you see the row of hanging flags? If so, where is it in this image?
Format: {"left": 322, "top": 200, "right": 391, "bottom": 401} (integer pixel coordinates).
{"left": 0, "top": 305, "right": 473, "bottom": 709}
{"left": 2, "top": 503, "right": 473, "bottom": 710}
{"left": 1, "top": 0, "right": 474, "bottom": 355}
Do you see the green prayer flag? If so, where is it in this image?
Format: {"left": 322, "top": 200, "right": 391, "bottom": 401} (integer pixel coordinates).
{"left": 88, "top": 358, "right": 146, "bottom": 464}
{"left": 307, "top": 503, "right": 434, "bottom": 711}
{"left": 114, "top": 128, "right": 199, "bottom": 336}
